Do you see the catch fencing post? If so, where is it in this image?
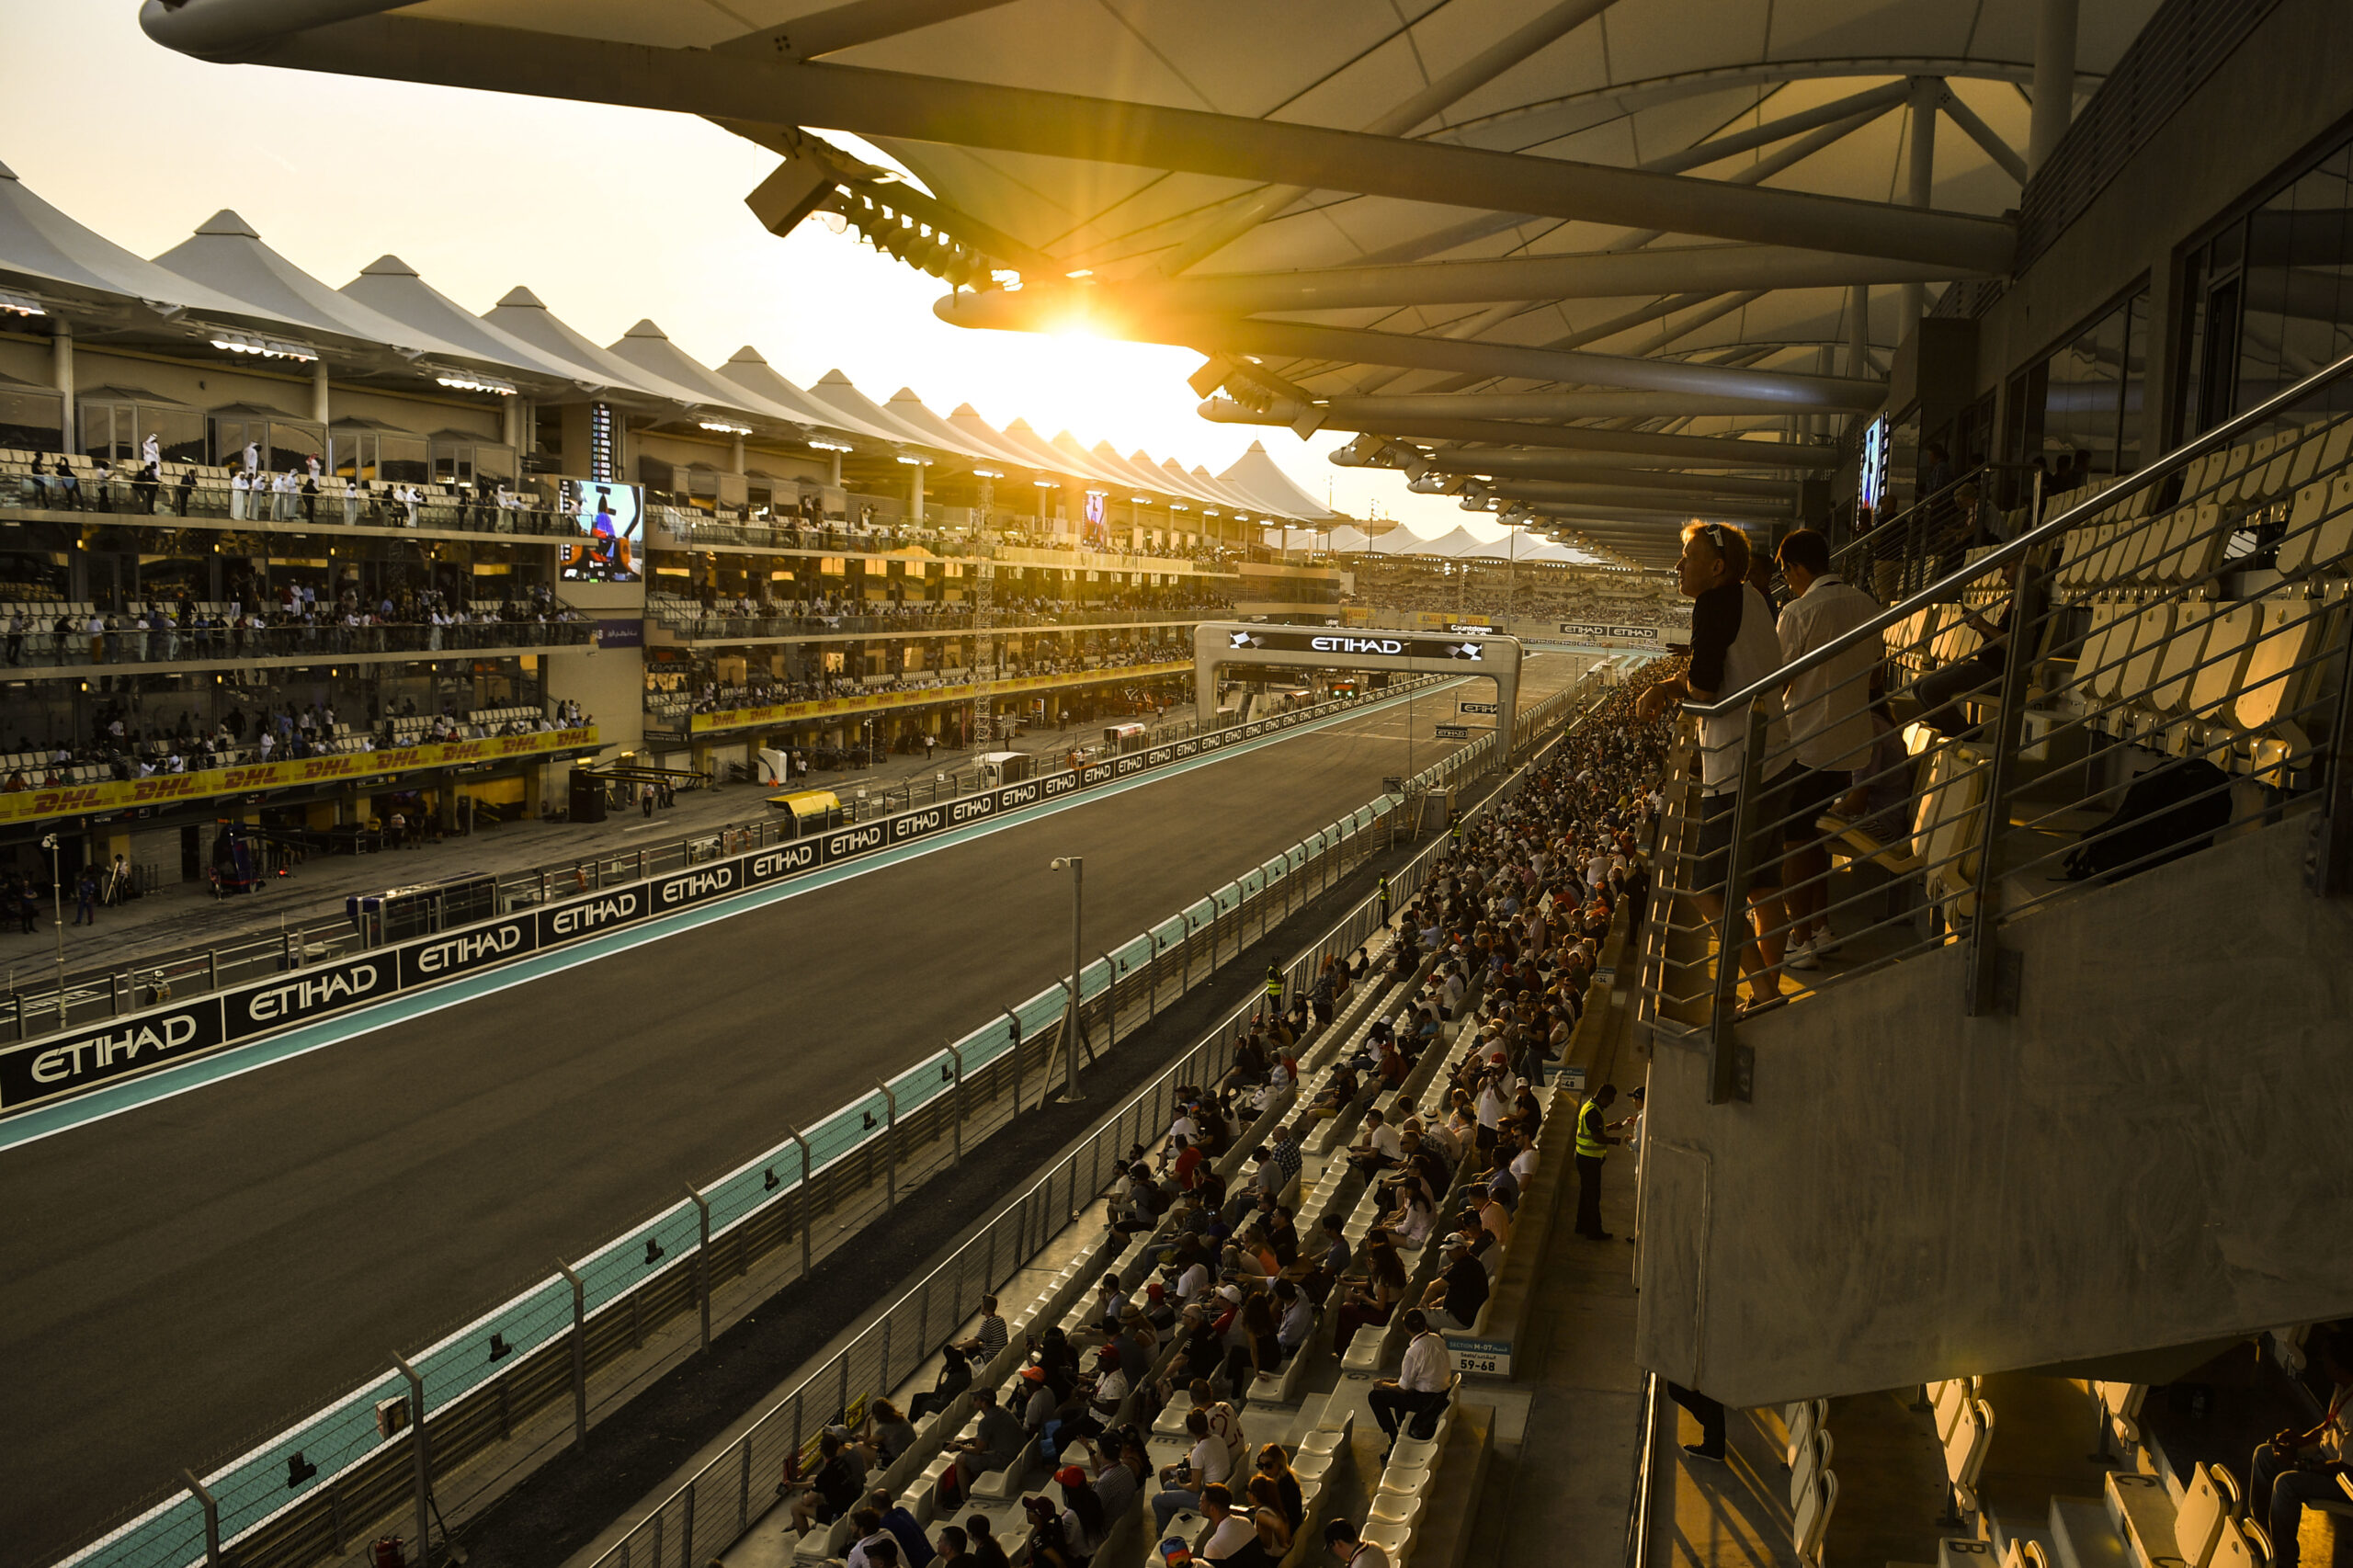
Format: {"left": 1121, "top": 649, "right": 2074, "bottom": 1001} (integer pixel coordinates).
{"left": 875, "top": 1082, "right": 899, "bottom": 1208}
{"left": 558, "top": 1262, "right": 587, "bottom": 1449}
{"left": 786, "top": 1127, "right": 813, "bottom": 1278}
{"left": 1004, "top": 1008, "right": 1024, "bottom": 1112}
{"left": 1099, "top": 951, "right": 1118, "bottom": 1051}
{"left": 392, "top": 1354, "right": 430, "bottom": 1568}
{"left": 948, "top": 1042, "right": 966, "bottom": 1165}
{"left": 1144, "top": 932, "right": 1158, "bottom": 1016}
{"left": 686, "top": 1184, "right": 711, "bottom": 1350}
{"left": 182, "top": 1471, "right": 221, "bottom": 1568}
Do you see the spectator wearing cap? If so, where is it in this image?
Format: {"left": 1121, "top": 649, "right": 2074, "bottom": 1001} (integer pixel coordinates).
{"left": 949, "top": 1387, "right": 1024, "bottom": 1496}
{"left": 1017, "top": 1364, "right": 1058, "bottom": 1432}
{"left": 1022, "top": 1494, "right": 1077, "bottom": 1568}
{"left": 1417, "top": 1236, "right": 1491, "bottom": 1333}
{"left": 1052, "top": 1464, "right": 1107, "bottom": 1565}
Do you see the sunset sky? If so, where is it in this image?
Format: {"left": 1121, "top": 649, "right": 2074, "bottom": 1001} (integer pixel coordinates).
{"left": 0, "top": 3, "right": 1498, "bottom": 533}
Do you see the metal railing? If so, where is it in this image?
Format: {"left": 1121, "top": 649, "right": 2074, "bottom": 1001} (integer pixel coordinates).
{"left": 0, "top": 617, "right": 591, "bottom": 670}
{"left": 43, "top": 673, "right": 1587, "bottom": 1568}
{"left": 1638, "top": 345, "right": 2353, "bottom": 1097}
{"left": 643, "top": 603, "right": 1229, "bottom": 642}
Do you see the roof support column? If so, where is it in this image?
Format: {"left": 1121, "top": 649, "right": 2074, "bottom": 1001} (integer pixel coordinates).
{"left": 910, "top": 460, "right": 925, "bottom": 521}
{"left": 1847, "top": 284, "right": 1871, "bottom": 381}
{"left": 1902, "top": 78, "right": 1940, "bottom": 333}
{"left": 311, "top": 359, "right": 330, "bottom": 426}
{"left": 2028, "top": 0, "right": 2079, "bottom": 178}
{"left": 52, "top": 318, "right": 73, "bottom": 452}
{"left": 731, "top": 432, "right": 746, "bottom": 473}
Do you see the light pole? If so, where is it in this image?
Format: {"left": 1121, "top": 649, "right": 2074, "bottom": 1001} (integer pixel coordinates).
{"left": 40, "top": 832, "right": 64, "bottom": 1017}
{"left": 1048, "top": 855, "right": 1086, "bottom": 1102}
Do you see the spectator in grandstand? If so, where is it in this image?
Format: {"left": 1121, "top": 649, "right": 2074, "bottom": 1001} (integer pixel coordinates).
{"left": 1324, "top": 1520, "right": 1391, "bottom": 1568}
{"left": 948, "top": 1386, "right": 1024, "bottom": 1496}
{"left": 953, "top": 1294, "right": 1009, "bottom": 1359}
{"left": 1634, "top": 522, "right": 1795, "bottom": 1010}
{"left": 908, "top": 1342, "right": 972, "bottom": 1420}
{"left": 1091, "top": 1435, "right": 1149, "bottom": 1521}
{"left": 1189, "top": 1484, "right": 1255, "bottom": 1564}
{"left": 1151, "top": 1407, "right": 1232, "bottom": 1528}
{"left": 962, "top": 1516, "right": 1009, "bottom": 1568}
{"left": 856, "top": 1536, "right": 901, "bottom": 1568}
{"left": 855, "top": 1399, "right": 920, "bottom": 1470}
{"left": 1418, "top": 1236, "right": 1491, "bottom": 1332}
{"left": 869, "top": 1487, "right": 937, "bottom": 1567}
{"left": 781, "top": 1427, "right": 863, "bottom": 1532}
{"left": 1367, "top": 1311, "right": 1453, "bottom": 1457}
{"left": 1772, "top": 528, "right": 1882, "bottom": 969}
{"left": 2250, "top": 1331, "right": 2351, "bottom": 1568}
{"left": 1332, "top": 1234, "right": 1407, "bottom": 1355}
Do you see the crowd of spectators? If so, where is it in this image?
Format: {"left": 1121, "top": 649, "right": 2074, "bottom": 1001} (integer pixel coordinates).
{"left": 1346, "top": 563, "right": 1681, "bottom": 629}
{"left": 0, "top": 693, "right": 585, "bottom": 789}
{"left": 653, "top": 585, "right": 1231, "bottom": 638}
{"left": 659, "top": 632, "right": 1194, "bottom": 720}
{"left": 0, "top": 583, "right": 582, "bottom": 668}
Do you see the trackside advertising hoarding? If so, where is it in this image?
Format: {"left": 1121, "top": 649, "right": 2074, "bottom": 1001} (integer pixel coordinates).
{"left": 0, "top": 700, "right": 1352, "bottom": 1112}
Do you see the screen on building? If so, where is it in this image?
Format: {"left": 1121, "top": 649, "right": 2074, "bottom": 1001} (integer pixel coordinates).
{"left": 558, "top": 478, "right": 642, "bottom": 583}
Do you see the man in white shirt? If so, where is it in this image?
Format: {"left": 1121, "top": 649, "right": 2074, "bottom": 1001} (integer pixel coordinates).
{"left": 1151, "top": 1407, "right": 1232, "bottom": 1529}
{"left": 1367, "top": 1311, "right": 1452, "bottom": 1456}
{"left": 1773, "top": 529, "right": 1884, "bottom": 969}
{"left": 1193, "top": 1486, "right": 1254, "bottom": 1561}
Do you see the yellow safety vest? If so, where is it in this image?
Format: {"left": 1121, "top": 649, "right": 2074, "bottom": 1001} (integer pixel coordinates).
{"left": 1265, "top": 969, "right": 1285, "bottom": 999}
{"left": 1574, "top": 1097, "right": 1609, "bottom": 1159}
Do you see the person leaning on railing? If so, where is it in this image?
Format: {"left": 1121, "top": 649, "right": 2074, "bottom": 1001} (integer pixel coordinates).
{"left": 1633, "top": 521, "right": 1798, "bottom": 1011}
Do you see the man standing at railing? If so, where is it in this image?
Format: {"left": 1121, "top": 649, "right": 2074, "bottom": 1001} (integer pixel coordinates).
{"left": 1772, "top": 529, "right": 1882, "bottom": 970}
{"left": 1634, "top": 522, "right": 1795, "bottom": 1010}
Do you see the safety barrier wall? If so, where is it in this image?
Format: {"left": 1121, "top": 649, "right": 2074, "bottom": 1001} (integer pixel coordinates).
{"left": 0, "top": 683, "right": 1435, "bottom": 1113}
{"left": 51, "top": 672, "right": 1591, "bottom": 1568}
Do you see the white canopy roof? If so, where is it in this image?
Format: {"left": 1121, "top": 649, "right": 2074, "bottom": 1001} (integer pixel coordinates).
{"left": 479, "top": 286, "right": 712, "bottom": 412}
{"left": 1219, "top": 441, "right": 1337, "bottom": 521}
{"left": 0, "top": 163, "right": 290, "bottom": 326}
{"left": 340, "top": 254, "right": 615, "bottom": 389}
{"left": 154, "top": 211, "right": 472, "bottom": 363}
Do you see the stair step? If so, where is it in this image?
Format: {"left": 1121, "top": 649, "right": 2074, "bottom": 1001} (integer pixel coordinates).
{"left": 2053, "top": 1494, "right": 2137, "bottom": 1568}
{"left": 2102, "top": 1471, "right": 2180, "bottom": 1568}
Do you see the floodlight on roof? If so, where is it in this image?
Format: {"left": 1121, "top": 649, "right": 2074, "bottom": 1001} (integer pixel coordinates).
{"left": 809, "top": 437, "right": 854, "bottom": 452}
{"left": 1169, "top": 503, "right": 1189, "bottom": 511}
{"left": 973, "top": 467, "right": 1006, "bottom": 479}
{"left": 208, "top": 328, "right": 315, "bottom": 362}
{"left": 435, "top": 368, "right": 518, "bottom": 396}
{"left": 0, "top": 290, "right": 44, "bottom": 317}
{"left": 1130, "top": 495, "right": 1153, "bottom": 505}
{"left": 895, "top": 454, "right": 931, "bottom": 466}
{"left": 699, "top": 418, "right": 753, "bottom": 435}
{"left": 1032, "top": 479, "right": 1057, "bottom": 488}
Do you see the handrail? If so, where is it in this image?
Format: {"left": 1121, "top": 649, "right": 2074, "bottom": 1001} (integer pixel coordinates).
{"left": 1684, "top": 340, "right": 2353, "bottom": 722}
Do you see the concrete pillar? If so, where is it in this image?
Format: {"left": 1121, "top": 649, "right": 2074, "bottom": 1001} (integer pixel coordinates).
{"left": 53, "top": 318, "right": 74, "bottom": 451}
{"left": 2028, "top": 0, "right": 2079, "bottom": 179}
{"left": 504, "top": 397, "right": 526, "bottom": 453}
{"left": 1902, "top": 79, "right": 1939, "bottom": 333}
{"left": 1847, "top": 284, "right": 1871, "bottom": 381}
{"left": 731, "top": 432, "right": 746, "bottom": 473}
{"left": 910, "top": 461, "right": 925, "bottom": 523}
{"left": 829, "top": 451, "right": 842, "bottom": 486}
{"left": 311, "top": 359, "right": 330, "bottom": 426}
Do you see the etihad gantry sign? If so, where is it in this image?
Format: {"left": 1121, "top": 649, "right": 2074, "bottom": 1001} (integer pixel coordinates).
{"left": 1194, "top": 621, "right": 1522, "bottom": 758}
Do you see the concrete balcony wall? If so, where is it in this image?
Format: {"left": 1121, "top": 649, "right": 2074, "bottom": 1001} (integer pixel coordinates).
{"left": 1634, "top": 814, "right": 2353, "bottom": 1408}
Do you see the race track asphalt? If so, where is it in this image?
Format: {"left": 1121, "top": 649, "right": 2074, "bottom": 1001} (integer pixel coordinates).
{"left": 0, "top": 659, "right": 1583, "bottom": 1558}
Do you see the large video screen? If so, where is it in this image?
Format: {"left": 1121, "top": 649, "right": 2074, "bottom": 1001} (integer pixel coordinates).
{"left": 558, "top": 479, "right": 642, "bottom": 583}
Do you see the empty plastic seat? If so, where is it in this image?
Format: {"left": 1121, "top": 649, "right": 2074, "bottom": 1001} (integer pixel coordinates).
{"left": 2188, "top": 605, "right": 2264, "bottom": 722}
{"left": 1793, "top": 1468, "right": 1838, "bottom": 1568}
{"left": 2233, "top": 597, "right": 2329, "bottom": 733}
{"left": 2176, "top": 1461, "right": 2244, "bottom": 1568}
{"left": 1944, "top": 1398, "right": 1995, "bottom": 1517}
